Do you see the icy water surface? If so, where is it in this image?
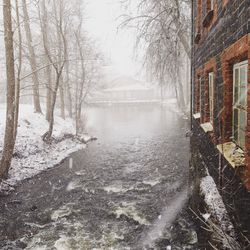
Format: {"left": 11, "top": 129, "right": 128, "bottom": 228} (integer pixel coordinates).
{"left": 0, "top": 104, "right": 196, "bottom": 250}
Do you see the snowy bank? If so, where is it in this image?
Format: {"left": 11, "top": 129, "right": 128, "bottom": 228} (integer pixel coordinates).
{"left": 200, "top": 175, "right": 234, "bottom": 232}
{"left": 200, "top": 174, "right": 241, "bottom": 249}
{"left": 162, "top": 98, "right": 189, "bottom": 120}
{"left": 0, "top": 104, "right": 89, "bottom": 194}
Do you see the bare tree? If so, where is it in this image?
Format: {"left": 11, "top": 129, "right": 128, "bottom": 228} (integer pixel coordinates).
{"left": 41, "top": 0, "right": 67, "bottom": 141}
{"left": 0, "top": 0, "right": 103, "bottom": 179}
{"left": 13, "top": 0, "right": 23, "bottom": 139}
{"left": 74, "top": 16, "right": 85, "bottom": 134}
{"left": 22, "top": 0, "right": 42, "bottom": 113}
{"left": 121, "top": 0, "right": 191, "bottom": 110}
{"left": 40, "top": 0, "right": 52, "bottom": 122}
{"left": 0, "top": 0, "right": 16, "bottom": 179}
{"left": 64, "top": 38, "right": 73, "bottom": 118}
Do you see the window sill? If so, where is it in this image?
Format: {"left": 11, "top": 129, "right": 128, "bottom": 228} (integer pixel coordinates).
{"left": 200, "top": 122, "right": 213, "bottom": 133}
{"left": 202, "top": 10, "right": 214, "bottom": 28}
{"left": 217, "top": 142, "right": 245, "bottom": 168}
{"left": 193, "top": 112, "right": 201, "bottom": 119}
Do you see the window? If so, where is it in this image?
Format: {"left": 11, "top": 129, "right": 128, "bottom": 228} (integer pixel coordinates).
{"left": 233, "top": 61, "right": 248, "bottom": 149}
{"left": 208, "top": 72, "right": 214, "bottom": 124}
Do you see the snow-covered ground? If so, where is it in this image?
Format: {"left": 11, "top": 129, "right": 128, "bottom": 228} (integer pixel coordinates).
{"left": 200, "top": 175, "right": 234, "bottom": 230}
{"left": 200, "top": 172, "right": 240, "bottom": 249}
{"left": 162, "top": 98, "right": 189, "bottom": 120}
{"left": 0, "top": 104, "right": 88, "bottom": 194}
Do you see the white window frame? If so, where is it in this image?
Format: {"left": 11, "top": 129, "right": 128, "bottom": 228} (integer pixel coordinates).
{"left": 233, "top": 60, "right": 248, "bottom": 149}
{"left": 208, "top": 72, "right": 214, "bottom": 125}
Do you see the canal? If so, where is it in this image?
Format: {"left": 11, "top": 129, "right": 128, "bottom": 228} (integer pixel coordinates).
{"left": 0, "top": 103, "right": 197, "bottom": 249}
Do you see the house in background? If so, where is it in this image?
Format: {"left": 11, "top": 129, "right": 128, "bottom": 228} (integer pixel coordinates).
{"left": 191, "top": 0, "right": 250, "bottom": 240}
{"left": 87, "top": 76, "right": 159, "bottom": 104}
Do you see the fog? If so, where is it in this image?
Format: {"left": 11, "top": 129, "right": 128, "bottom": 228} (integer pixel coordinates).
{"left": 85, "top": 0, "right": 141, "bottom": 77}
{"left": 0, "top": 0, "right": 193, "bottom": 249}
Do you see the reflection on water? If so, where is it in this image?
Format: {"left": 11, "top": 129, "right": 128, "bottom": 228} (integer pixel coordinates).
{"left": 85, "top": 104, "right": 183, "bottom": 143}
{"left": 0, "top": 103, "right": 193, "bottom": 250}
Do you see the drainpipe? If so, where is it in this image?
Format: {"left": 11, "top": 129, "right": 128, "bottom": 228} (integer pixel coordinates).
{"left": 190, "top": 0, "right": 194, "bottom": 130}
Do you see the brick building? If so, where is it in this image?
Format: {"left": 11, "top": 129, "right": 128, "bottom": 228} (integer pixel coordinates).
{"left": 191, "top": 0, "right": 250, "bottom": 240}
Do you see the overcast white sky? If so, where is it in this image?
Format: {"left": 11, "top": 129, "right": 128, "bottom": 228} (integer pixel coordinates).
{"left": 84, "top": 0, "right": 142, "bottom": 78}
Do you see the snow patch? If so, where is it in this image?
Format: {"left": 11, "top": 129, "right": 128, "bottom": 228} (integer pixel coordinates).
{"left": 193, "top": 112, "right": 201, "bottom": 119}
{"left": 66, "top": 180, "right": 82, "bottom": 191}
{"left": 51, "top": 203, "right": 78, "bottom": 221}
{"left": 113, "top": 202, "right": 150, "bottom": 226}
{"left": 200, "top": 122, "right": 213, "bottom": 133}
{"left": 25, "top": 222, "right": 47, "bottom": 229}
{"left": 202, "top": 213, "right": 211, "bottom": 221}
{"left": 217, "top": 142, "right": 245, "bottom": 168}
{"left": 200, "top": 175, "right": 235, "bottom": 237}
{"left": 0, "top": 104, "right": 88, "bottom": 194}
{"left": 54, "top": 235, "right": 74, "bottom": 250}
{"left": 200, "top": 176, "right": 227, "bottom": 221}
{"left": 103, "top": 184, "right": 134, "bottom": 193}
{"left": 142, "top": 178, "right": 161, "bottom": 187}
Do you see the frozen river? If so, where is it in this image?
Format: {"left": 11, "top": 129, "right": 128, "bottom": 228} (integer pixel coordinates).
{"left": 0, "top": 103, "right": 197, "bottom": 249}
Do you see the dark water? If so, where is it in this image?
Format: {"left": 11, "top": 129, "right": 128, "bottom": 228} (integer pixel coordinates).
{"left": 0, "top": 104, "right": 196, "bottom": 250}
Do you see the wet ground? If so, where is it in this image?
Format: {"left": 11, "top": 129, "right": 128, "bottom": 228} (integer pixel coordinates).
{"left": 0, "top": 104, "right": 198, "bottom": 250}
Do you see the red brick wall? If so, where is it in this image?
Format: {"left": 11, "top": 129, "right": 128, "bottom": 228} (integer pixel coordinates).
{"left": 194, "top": 0, "right": 218, "bottom": 46}
{"left": 195, "top": 0, "right": 202, "bottom": 34}
{"left": 194, "top": 35, "right": 250, "bottom": 189}
{"left": 221, "top": 34, "right": 250, "bottom": 189}
{"left": 201, "top": 0, "right": 218, "bottom": 42}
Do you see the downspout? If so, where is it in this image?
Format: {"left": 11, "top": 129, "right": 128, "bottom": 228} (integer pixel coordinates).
{"left": 190, "top": 0, "right": 194, "bottom": 129}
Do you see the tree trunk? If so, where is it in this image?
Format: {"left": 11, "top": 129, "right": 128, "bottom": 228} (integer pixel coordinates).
{"left": 65, "top": 69, "right": 73, "bottom": 118}
{"left": 55, "top": 0, "right": 65, "bottom": 120}
{"left": 65, "top": 41, "right": 73, "bottom": 118}
{"left": 59, "top": 84, "right": 65, "bottom": 119}
{"left": 22, "top": 0, "right": 42, "bottom": 113}
{"left": 172, "top": 0, "right": 191, "bottom": 59}
{"left": 43, "top": 71, "right": 62, "bottom": 141}
{"left": 0, "top": 0, "right": 16, "bottom": 179}
{"left": 42, "top": 0, "right": 67, "bottom": 141}
{"left": 75, "top": 32, "right": 85, "bottom": 135}
{"left": 41, "top": 0, "right": 52, "bottom": 122}
{"left": 160, "top": 83, "right": 163, "bottom": 102}
{"left": 14, "top": 0, "right": 22, "bottom": 140}
{"left": 45, "top": 65, "right": 52, "bottom": 122}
